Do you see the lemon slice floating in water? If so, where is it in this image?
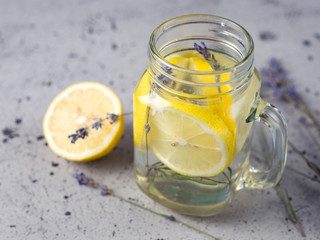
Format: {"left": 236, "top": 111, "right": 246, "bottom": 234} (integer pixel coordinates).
{"left": 43, "top": 82, "right": 124, "bottom": 161}
{"left": 147, "top": 107, "right": 234, "bottom": 177}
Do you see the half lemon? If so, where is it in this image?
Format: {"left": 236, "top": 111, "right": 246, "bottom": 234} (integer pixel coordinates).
{"left": 43, "top": 82, "right": 124, "bottom": 161}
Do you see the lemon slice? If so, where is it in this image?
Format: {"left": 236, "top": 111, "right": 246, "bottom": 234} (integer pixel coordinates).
{"left": 189, "top": 57, "right": 232, "bottom": 94}
{"left": 148, "top": 108, "right": 234, "bottom": 177}
{"left": 186, "top": 56, "right": 236, "bottom": 136}
{"left": 133, "top": 71, "right": 150, "bottom": 147}
{"left": 167, "top": 52, "right": 200, "bottom": 68}
{"left": 43, "top": 82, "right": 124, "bottom": 161}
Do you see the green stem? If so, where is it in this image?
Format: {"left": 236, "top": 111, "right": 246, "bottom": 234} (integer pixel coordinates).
{"left": 206, "top": 59, "right": 222, "bottom": 95}
{"left": 145, "top": 100, "right": 151, "bottom": 171}
{"left": 286, "top": 166, "right": 320, "bottom": 183}
{"left": 122, "top": 112, "right": 133, "bottom": 116}
{"left": 110, "top": 191, "right": 166, "bottom": 216}
{"left": 298, "top": 100, "right": 320, "bottom": 134}
{"left": 174, "top": 220, "right": 220, "bottom": 240}
{"left": 288, "top": 140, "right": 320, "bottom": 176}
{"left": 284, "top": 96, "right": 320, "bottom": 133}
{"left": 222, "top": 172, "right": 231, "bottom": 184}
{"left": 274, "top": 184, "right": 306, "bottom": 237}
{"left": 294, "top": 205, "right": 309, "bottom": 213}
{"left": 284, "top": 189, "right": 306, "bottom": 238}
{"left": 303, "top": 124, "right": 320, "bottom": 149}
{"left": 148, "top": 161, "right": 165, "bottom": 169}
{"left": 109, "top": 191, "right": 220, "bottom": 240}
{"left": 157, "top": 168, "right": 229, "bottom": 185}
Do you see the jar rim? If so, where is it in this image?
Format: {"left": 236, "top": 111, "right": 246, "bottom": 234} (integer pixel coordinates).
{"left": 149, "top": 14, "right": 254, "bottom": 77}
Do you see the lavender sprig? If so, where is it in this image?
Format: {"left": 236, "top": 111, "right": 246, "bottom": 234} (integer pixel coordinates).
{"left": 72, "top": 172, "right": 97, "bottom": 187}
{"left": 72, "top": 172, "right": 220, "bottom": 240}
{"left": 68, "top": 112, "right": 131, "bottom": 144}
{"left": 68, "top": 128, "right": 88, "bottom": 143}
{"left": 156, "top": 65, "right": 176, "bottom": 89}
{"left": 261, "top": 58, "right": 320, "bottom": 132}
{"left": 299, "top": 117, "right": 320, "bottom": 149}
{"left": 100, "top": 184, "right": 110, "bottom": 195}
{"left": 261, "top": 58, "right": 320, "bottom": 177}
{"left": 288, "top": 140, "right": 320, "bottom": 177}
{"left": 194, "top": 42, "right": 221, "bottom": 70}
{"left": 261, "top": 58, "right": 299, "bottom": 102}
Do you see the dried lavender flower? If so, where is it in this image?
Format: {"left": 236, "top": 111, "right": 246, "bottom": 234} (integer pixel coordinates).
{"left": 68, "top": 128, "right": 88, "bottom": 143}
{"left": 261, "top": 58, "right": 320, "bottom": 133}
{"left": 106, "top": 113, "right": 119, "bottom": 124}
{"left": 68, "top": 113, "right": 120, "bottom": 143}
{"left": 92, "top": 118, "right": 104, "bottom": 130}
{"left": 165, "top": 215, "right": 176, "bottom": 221}
{"left": 100, "top": 185, "right": 110, "bottom": 195}
{"left": 72, "top": 172, "right": 96, "bottom": 186}
{"left": 157, "top": 65, "right": 176, "bottom": 88}
{"left": 151, "top": 82, "right": 158, "bottom": 90}
{"left": 194, "top": 42, "right": 221, "bottom": 70}
{"left": 161, "top": 65, "right": 173, "bottom": 74}
{"left": 145, "top": 123, "right": 151, "bottom": 133}
{"left": 298, "top": 117, "right": 307, "bottom": 126}
{"left": 157, "top": 74, "right": 171, "bottom": 86}
{"left": 260, "top": 58, "right": 300, "bottom": 104}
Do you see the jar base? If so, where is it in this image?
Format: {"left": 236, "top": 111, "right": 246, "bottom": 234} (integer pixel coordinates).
{"left": 135, "top": 169, "right": 234, "bottom": 217}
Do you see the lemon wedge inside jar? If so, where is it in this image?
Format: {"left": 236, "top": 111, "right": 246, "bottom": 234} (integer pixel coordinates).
{"left": 133, "top": 52, "right": 237, "bottom": 176}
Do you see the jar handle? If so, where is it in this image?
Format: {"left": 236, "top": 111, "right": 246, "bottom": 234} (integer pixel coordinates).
{"left": 238, "top": 99, "right": 287, "bottom": 189}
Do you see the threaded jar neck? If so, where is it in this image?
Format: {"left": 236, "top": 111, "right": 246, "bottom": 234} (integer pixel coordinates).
{"left": 148, "top": 14, "right": 254, "bottom": 99}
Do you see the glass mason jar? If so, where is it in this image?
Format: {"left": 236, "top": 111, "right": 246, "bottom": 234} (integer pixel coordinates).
{"left": 133, "top": 14, "right": 287, "bottom": 216}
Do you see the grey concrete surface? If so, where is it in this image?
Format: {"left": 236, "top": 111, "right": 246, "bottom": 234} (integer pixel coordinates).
{"left": 1, "top": 0, "right": 319, "bottom": 239}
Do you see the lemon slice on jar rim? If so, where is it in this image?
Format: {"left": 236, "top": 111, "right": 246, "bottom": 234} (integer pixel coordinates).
{"left": 43, "top": 82, "right": 124, "bottom": 162}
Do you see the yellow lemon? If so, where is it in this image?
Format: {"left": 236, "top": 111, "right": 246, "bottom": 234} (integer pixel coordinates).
{"left": 43, "top": 82, "right": 124, "bottom": 161}
{"left": 188, "top": 55, "right": 236, "bottom": 136}
{"left": 189, "top": 56, "right": 232, "bottom": 94}
{"left": 147, "top": 106, "right": 235, "bottom": 177}
{"left": 133, "top": 71, "right": 150, "bottom": 147}
{"left": 134, "top": 52, "right": 237, "bottom": 176}
{"left": 166, "top": 52, "right": 198, "bottom": 69}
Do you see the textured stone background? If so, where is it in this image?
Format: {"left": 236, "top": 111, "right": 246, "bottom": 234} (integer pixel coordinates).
{"left": 1, "top": 0, "right": 319, "bottom": 239}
